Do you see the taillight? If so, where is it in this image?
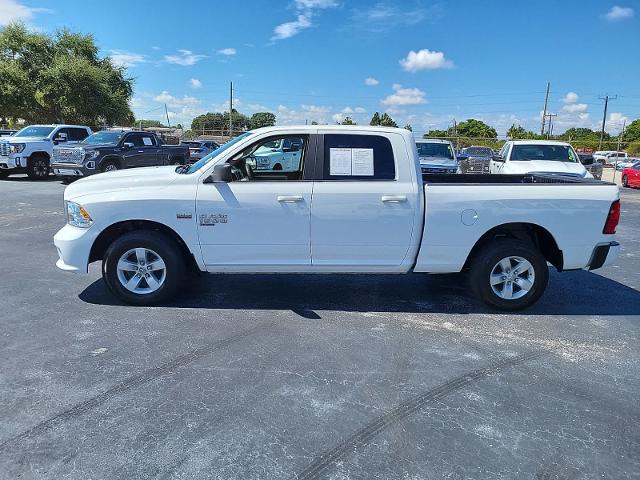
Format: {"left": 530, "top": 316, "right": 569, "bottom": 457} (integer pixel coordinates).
{"left": 603, "top": 200, "right": 620, "bottom": 234}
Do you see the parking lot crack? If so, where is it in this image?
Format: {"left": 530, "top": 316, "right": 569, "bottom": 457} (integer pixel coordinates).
{"left": 293, "top": 349, "right": 546, "bottom": 480}
{"left": 0, "top": 323, "right": 269, "bottom": 452}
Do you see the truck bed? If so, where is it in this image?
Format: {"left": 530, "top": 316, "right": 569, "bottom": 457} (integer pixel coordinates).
{"left": 423, "top": 173, "right": 611, "bottom": 185}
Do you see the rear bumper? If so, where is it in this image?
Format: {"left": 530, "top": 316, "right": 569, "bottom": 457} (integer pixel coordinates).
{"left": 587, "top": 241, "right": 620, "bottom": 271}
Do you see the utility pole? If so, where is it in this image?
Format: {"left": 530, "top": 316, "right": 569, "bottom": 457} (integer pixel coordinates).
{"left": 544, "top": 113, "right": 557, "bottom": 138}
{"left": 613, "top": 120, "right": 626, "bottom": 182}
{"left": 540, "top": 82, "right": 550, "bottom": 135}
{"left": 599, "top": 94, "right": 617, "bottom": 150}
{"left": 229, "top": 81, "right": 233, "bottom": 139}
{"left": 164, "top": 104, "right": 171, "bottom": 128}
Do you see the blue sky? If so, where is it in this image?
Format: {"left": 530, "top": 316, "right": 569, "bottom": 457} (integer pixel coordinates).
{"left": 2, "top": 0, "right": 640, "bottom": 135}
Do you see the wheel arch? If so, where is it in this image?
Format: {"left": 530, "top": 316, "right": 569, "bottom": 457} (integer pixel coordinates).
{"left": 89, "top": 219, "right": 200, "bottom": 272}
{"left": 29, "top": 151, "right": 50, "bottom": 160}
{"left": 464, "top": 222, "right": 563, "bottom": 271}
{"left": 99, "top": 155, "right": 123, "bottom": 170}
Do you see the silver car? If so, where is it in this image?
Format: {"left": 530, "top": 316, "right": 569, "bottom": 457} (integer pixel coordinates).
{"left": 182, "top": 140, "right": 220, "bottom": 162}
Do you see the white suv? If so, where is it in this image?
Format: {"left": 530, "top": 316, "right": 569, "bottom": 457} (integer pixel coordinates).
{"left": 593, "top": 151, "right": 627, "bottom": 165}
{"left": 0, "top": 124, "right": 92, "bottom": 179}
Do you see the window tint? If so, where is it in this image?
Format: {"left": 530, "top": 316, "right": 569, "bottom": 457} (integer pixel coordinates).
{"left": 126, "top": 133, "right": 156, "bottom": 147}
{"left": 322, "top": 134, "right": 395, "bottom": 180}
{"left": 68, "top": 128, "right": 89, "bottom": 141}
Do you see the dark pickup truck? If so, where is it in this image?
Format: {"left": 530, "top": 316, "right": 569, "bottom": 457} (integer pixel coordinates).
{"left": 51, "top": 130, "right": 190, "bottom": 180}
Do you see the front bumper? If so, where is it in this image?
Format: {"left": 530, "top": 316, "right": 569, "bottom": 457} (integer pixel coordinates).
{"left": 52, "top": 161, "right": 95, "bottom": 177}
{"left": 587, "top": 241, "right": 620, "bottom": 271}
{"left": 0, "top": 154, "right": 24, "bottom": 170}
{"left": 54, "top": 224, "right": 100, "bottom": 274}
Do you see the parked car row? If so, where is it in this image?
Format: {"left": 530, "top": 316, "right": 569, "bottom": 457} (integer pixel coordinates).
{"left": 0, "top": 124, "right": 191, "bottom": 180}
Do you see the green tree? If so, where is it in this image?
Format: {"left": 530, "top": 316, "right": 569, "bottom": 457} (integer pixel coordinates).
{"left": 456, "top": 119, "right": 497, "bottom": 139}
{"left": 423, "top": 129, "right": 450, "bottom": 139}
{"left": 0, "top": 23, "right": 134, "bottom": 126}
{"left": 190, "top": 109, "right": 250, "bottom": 135}
{"left": 369, "top": 112, "right": 381, "bottom": 126}
{"left": 341, "top": 116, "right": 356, "bottom": 125}
{"left": 622, "top": 119, "right": 640, "bottom": 143}
{"left": 404, "top": 124, "right": 412, "bottom": 131}
{"left": 379, "top": 113, "right": 397, "bottom": 127}
{"left": 136, "top": 119, "right": 164, "bottom": 128}
{"left": 250, "top": 112, "right": 276, "bottom": 129}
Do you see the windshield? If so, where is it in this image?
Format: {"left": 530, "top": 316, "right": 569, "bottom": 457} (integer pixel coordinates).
{"left": 14, "top": 126, "right": 55, "bottom": 137}
{"left": 416, "top": 142, "right": 454, "bottom": 159}
{"left": 185, "top": 132, "right": 253, "bottom": 174}
{"left": 463, "top": 147, "right": 492, "bottom": 156}
{"left": 511, "top": 144, "right": 578, "bottom": 162}
{"left": 82, "top": 131, "right": 123, "bottom": 145}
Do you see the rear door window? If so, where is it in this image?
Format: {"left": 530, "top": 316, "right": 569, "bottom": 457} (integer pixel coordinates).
{"left": 321, "top": 134, "right": 395, "bottom": 180}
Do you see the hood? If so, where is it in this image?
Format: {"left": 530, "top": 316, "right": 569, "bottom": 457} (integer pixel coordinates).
{"left": 503, "top": 160, "right": 588, "bottom": 177}
{"left": 75, "top": 143, "right": 117, "bottom": 151}
{"left": 419, "top": 156, "right": 457, "bottom": 168}
{"left": 1, "top": 136, "right": 50, "bottom": 143}
{"left": 64, "top": 165, "right": 178, "bottom": 201}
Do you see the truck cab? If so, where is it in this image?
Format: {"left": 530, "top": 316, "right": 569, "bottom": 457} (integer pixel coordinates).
{"left": 415, "top": 139, "right": 460, "bottom": 174}
{"left": 0, "top": 125, "right": 92, "bottom": 179}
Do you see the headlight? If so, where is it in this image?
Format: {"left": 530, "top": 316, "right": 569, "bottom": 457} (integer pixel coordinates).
{"left": 10, "top": 143, "right": 25, "bottom": 153}
{"left": 84, "top": 150, "right": 99, "bottom": 160}
{"left": 66, "top": 201, "right": 93, "bottom": 228}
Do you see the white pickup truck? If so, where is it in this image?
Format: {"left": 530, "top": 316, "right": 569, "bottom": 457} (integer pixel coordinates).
{"left": 490, "top": 140, "right": 592, "bottom": 179}
{"left": 0, "top": 124, "right": 92, "bottom": 179}
{"left": 54, "top": 126, "right": 621, "bottom": 311}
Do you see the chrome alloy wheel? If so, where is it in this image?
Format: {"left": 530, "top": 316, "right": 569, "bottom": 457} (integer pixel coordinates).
{"left": 116, "top": 248, "right": 166, "bottom": 294}
{"left": 104, "top": 164, "right": 118, "bottom": 172}
{"left": 489, "top": 256, "right": 535, "bottom": 300}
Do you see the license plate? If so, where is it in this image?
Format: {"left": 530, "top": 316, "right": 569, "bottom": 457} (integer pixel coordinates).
{"left": 56, "top": 168, "right": 81, "bottom": 176}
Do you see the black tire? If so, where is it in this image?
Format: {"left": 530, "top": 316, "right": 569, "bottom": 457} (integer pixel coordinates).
{"left": 0, "top": 170, "right": 9, "bottom": 179}
{"left": 170, "top": 157, "right": 184, "bottom": 166}
{"left": 622, "top": 175, "right": 628, "bottom": 187}
{"left": 273, "top": 163, "right": 283, "bottom": 171}
{"left": 102, "top": 230, "right": 185, "bottom": 306}
{"left": 469, "top": 239, "right": 549, "bottom": 311}
{"left": 26, "top": 155, "right": 50, "bottom": 180}
{"left": 100, "top": 159, "right": 119, "bottom": 173}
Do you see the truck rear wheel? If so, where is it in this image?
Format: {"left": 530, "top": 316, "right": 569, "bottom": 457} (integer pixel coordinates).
{"left": 469, "top": 239, "right": 548, "bottom": 311}
{"left": 27, "top": 155, "right": 50, "bottom": 180}
{"left": 0, "top": 170, "right": 9, "bottom": 179}
{"left": 102, "top": 230, "right": 185, "bottom": 306}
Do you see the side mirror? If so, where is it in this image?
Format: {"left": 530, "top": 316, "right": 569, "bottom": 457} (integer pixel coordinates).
{"left": 123, "top": 142, "right": 134, "bottom": 149}
{"left": 210, "top": 163, "right": 233, "bottom": 183}
{"left": 492, "top": 155, "right": 505, "bottom": 162}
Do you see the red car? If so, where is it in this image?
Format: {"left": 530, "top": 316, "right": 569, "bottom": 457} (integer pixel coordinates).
{"left": 622, "top": 162, "right": 640, "bottom": 188}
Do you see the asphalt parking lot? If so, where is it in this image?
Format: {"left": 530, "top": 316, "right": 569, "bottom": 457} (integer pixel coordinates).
{"left": 1, "top": 175, "right": 639, "bottom": 480}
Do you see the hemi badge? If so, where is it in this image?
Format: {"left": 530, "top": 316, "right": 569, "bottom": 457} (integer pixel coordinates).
{"left": 176, "top": 213, "right": 192, "bottom": 219}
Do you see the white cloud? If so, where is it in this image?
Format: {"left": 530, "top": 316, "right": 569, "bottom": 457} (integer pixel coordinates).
{"left": 129, "top": 97, "right": 145, "bottom": 109}
{"left": 340, "top": 106, "right": 366, "bottom": 114}
{"left": 217, "top": 48, "right": 236, "bottom": 55}
{"left": 271, "top": 0, "right": 338, "bottom": 41}
{"left": 332, "top": 113, "right": 346, "bottom": 123}
{"left": 341, "top": 107, "right": 354, "bottom": 114}
{"left": 109, "top": 50, "right": 146, "bottom": 68}
{"left": 609, "top": 112, "right": 628, "bottom": 127}
{"left": 355, "top": 107, "right": 366, "bottom": 113}
{"left": 351, "top": 3, "right": 438, "bottom": 32}
{"left": 302, "top": 104, "right": 330, "bottom": 113}
{"left": 151, "top": 46, "right": 161, "bottom": 51}
{"left": 0, "top": 0, "right": 50, "bottom": 26}
{"left": 190, "top": 78, "right": 202, "bottom": 89}
{"left": 163, "top": 49, "right": 207, "bottom": 66}
{"left": 400, "top": 49, "right": 454, "bottom": 72}
{"left": 153, "top": 91, "right": 200, "bottom": 108}
{"left": 364, "top": 77, "right": 379, "bottom": 86}
{"left": 563, "top": 92, "right": 579, "bottom": 103}
{"left": 605, "top": 5, "right": 634, "bottom": 21}
{"left": 381, "top": 84, "right": 426, "bottom": 106}
{"left": 562, "top": 103, "right": 588, "bottom": 113}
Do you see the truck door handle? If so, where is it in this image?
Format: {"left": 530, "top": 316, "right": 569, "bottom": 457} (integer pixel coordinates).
{"left": 381, "top": 195, "right": 407, "bottom": 203}
{"left": 277, "top": 195, "right": 304, "bottom": 203}
{"left": 137, "top": 150, "right": 144, "bottom": 153}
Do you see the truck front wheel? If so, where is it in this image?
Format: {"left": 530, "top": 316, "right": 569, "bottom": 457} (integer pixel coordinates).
{"left": 469, "top": 239, "right": 548, "bottom": 311}
{"left": 102, "top": 231, "right": 185, "bottom": 306}
{"left": 27, "top": 155, "right": 50, "bottom": 180}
